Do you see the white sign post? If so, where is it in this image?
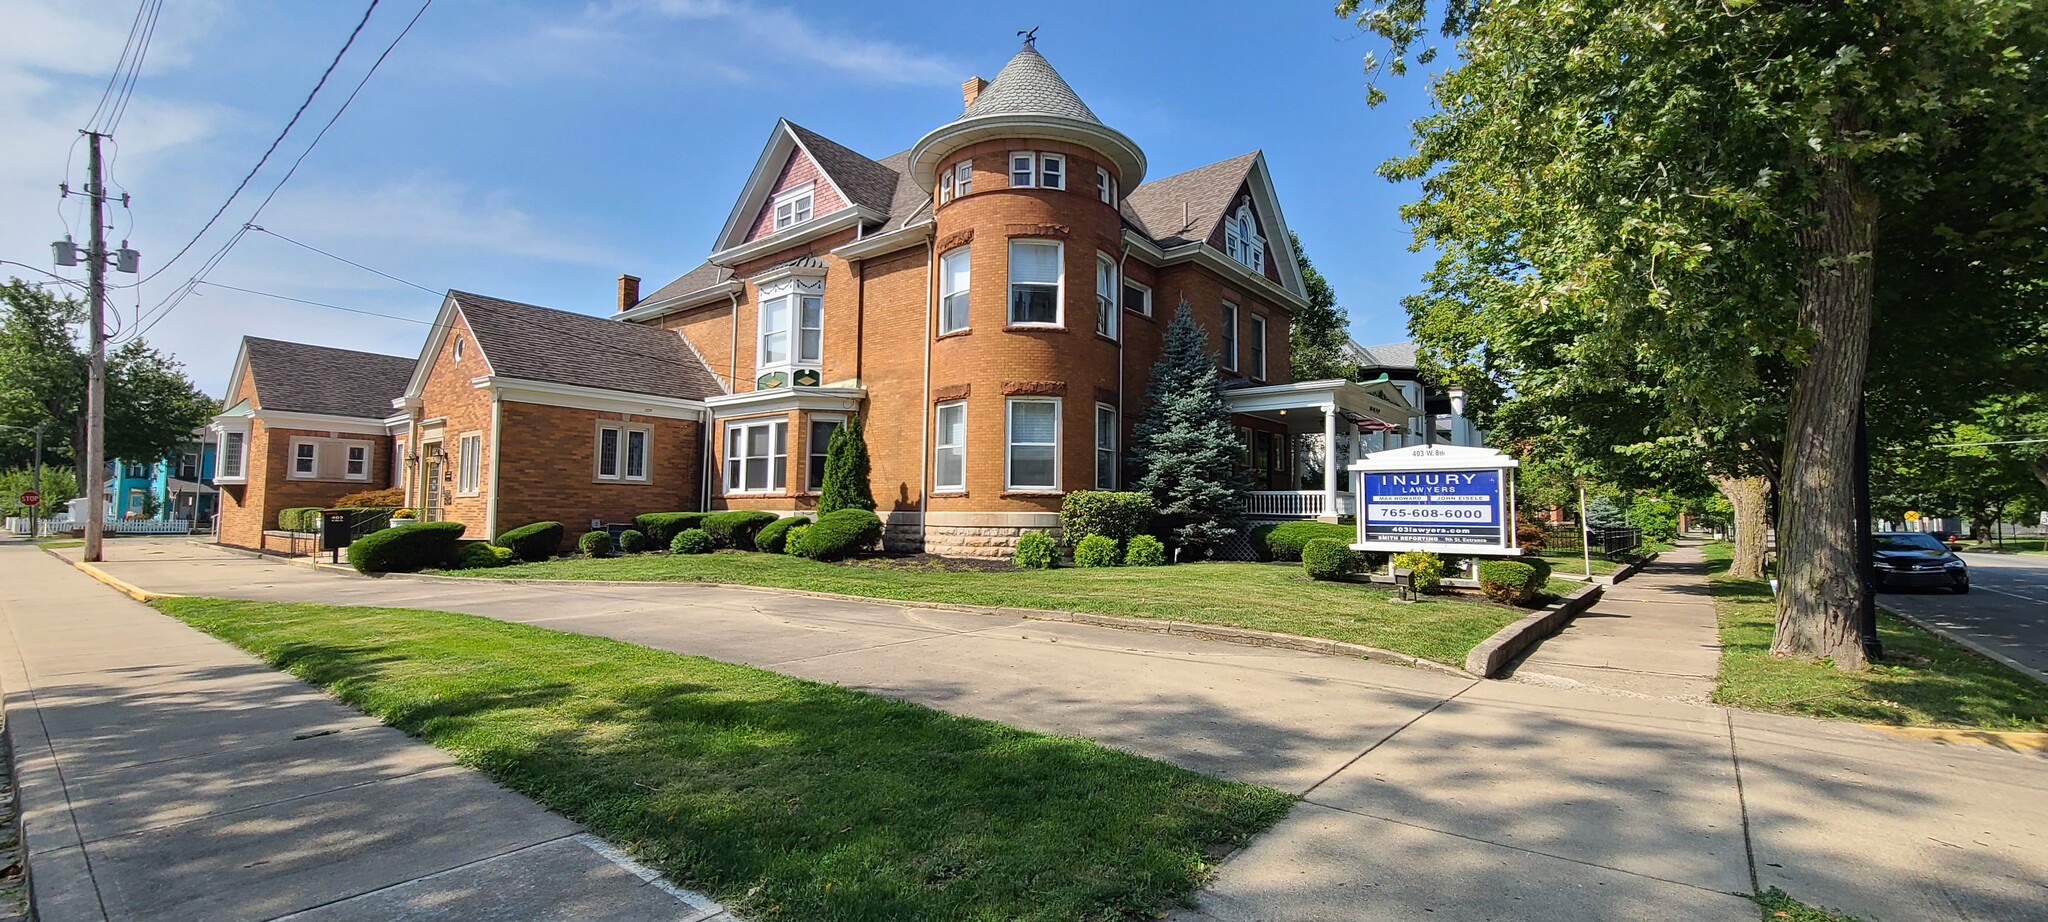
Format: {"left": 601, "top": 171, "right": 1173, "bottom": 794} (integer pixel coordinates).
{"left": 1348, "top": 444, "right": 1521, "bottom": 558}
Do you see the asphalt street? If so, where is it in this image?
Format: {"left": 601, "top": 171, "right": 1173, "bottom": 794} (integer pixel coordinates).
{"left": 1880, "top": 551, "right": 2048, "bottom": 681}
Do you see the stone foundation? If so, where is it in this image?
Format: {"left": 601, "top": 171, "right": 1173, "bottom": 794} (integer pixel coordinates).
{"left": 923, "top": 523, "right": 1062, "bottom": 558}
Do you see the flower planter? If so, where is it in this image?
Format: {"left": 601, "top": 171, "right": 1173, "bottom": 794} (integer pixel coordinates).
{"left": 389, "top": 517, "right": 417, "bottom": 530}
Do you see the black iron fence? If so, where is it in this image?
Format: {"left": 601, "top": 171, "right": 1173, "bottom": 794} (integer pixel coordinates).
{"left": 1592, "top": 527, "right": 1643, "bottom": 556}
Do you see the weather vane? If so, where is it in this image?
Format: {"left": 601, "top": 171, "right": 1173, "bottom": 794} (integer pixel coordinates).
{"left": 1019, "top": 26, "right": 1038, "bottom": 48}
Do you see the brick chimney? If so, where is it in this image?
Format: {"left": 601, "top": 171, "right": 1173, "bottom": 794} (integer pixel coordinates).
{"left": 617, "top": 274, "right": 640, "bottom": 313}
{"left": 962, "top": 76, "right": 988, "bottom": 109}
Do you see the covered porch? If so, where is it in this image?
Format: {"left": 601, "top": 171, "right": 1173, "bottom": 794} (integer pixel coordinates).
{"left": 1222, "top": 378, "right": 1419, "bottom": 523}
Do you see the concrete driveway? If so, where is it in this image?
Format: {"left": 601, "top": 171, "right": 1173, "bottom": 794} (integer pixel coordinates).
{"left": 34, "top": 539, "right": 2048, "bottom": 921}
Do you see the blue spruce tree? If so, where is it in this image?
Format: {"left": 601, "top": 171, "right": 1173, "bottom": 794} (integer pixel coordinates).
{"left": 1132, "top": 299, "right": 1252, "bottom": 556}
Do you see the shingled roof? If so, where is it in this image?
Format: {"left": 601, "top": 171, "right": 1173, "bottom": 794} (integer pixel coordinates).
{"left": 1120, "top": 151, "right": 1260, "bottom": 249}
{"left": 242, "top": 337, "right": 413, "bottom": 419}
{"left": 788, "top": 122, "right": 902, "bottom": 215}
{"left": 1346, "top": 340, "right": 1420, "bottom": 371}
{"left": 451, "top": 291, "right": 724, "bottom": 400}
{"left": 633, "top": 260, "right": 734, "bottom": 309}
{"left": 958, "top": 46, "right": 1102, "bottom": 124}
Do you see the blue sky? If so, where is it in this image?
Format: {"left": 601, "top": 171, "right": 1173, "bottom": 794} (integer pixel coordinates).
{"left": 3, "top": 0, "right": 1446, "bottom": 396}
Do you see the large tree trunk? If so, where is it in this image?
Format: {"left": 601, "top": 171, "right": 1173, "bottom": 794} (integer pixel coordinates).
{"left": 2031, "top": 452, "right": 2048, "bottom": 494}
{"left": 1714, "top": 474, "right": 1770, "bottom": 580}
{"left": 1772, "top": 153, "right": 1879, "bottom": 670}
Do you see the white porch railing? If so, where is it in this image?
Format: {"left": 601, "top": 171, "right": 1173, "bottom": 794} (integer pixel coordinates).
{"left": 1246, "top": 491, "right": 1356, "bottom": 519}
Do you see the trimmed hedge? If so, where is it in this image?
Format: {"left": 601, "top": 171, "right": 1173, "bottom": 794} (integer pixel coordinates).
{"left": 671, "top": 528, "right": 714, "bottom": 555}
{"left": 1059, "top": 491, "right": 1156, "bottom": 547}
{"left": 793, "top": 509, "right": 882, "bottom": 561}
{"left": 617, "top": 529, "right": 649, "bottom": 554}
{"left": 1014, "top": 532, "right": 1057, "bottom": 569}
{"left": 455, "top": 542, "right": 513, "bottom": 570}
{"left": 494, "top": 521, "right": 564, "bottom": 562}
{"left": 1522, "top": 555, "right": 1553, "bottom": 584}
{"left": 783, "top": 524, "right": 811, "bottom": 555}
{"left": 1477, "top": 560, "right": 1542, "bottom": 605}
{"left": 1123, "top": 534, "right": 1167, "bottom": 567}
{"left": 1391, "top": 551, "right": 1446, "bottom": 593}
{"left": 350, "top": 521, "right": 466, "bottom": 574}
{"left": 579, "top": 530, "right": 613, "bottom": 558}
{"left": 333, "top": 487, "right": 404, "bottom": 508}
{"left": 755, "top": 515, "right": 808, "bottom": 554}
{"left": 1250, "top": 521, "right": 1355, "bottom": 562}
{"left": 1074, "top": 534, "right": 1121, "bottom": 568}
{"left": 705, "top": 510, "right": 781, "bottom": 550}
{"left": 1302, "top": 538, "right": 1359, "bottom": 581}
{"left": 633, "top": 512, "right": 707, "bottom": 547}
{"left": 277, "top": 506, "right": 324, "bottom": 533}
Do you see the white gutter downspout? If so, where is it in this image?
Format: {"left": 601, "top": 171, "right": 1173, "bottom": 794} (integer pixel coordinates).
{"left": 484, "top": 390, "right": 503, "bottom": 539}
{"left": 1116, "top": 242, "right": 1132, "bottom": 488}
{"left": 918, "top": 235, "right": 934, "bottom": 550}
{"left": 710, "top": 289, "right": 741, "bottom": 513}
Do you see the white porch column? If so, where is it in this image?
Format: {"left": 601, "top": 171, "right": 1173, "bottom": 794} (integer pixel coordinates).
{"left": 1320, "top": 403, "right": 1339, "bottom": 522}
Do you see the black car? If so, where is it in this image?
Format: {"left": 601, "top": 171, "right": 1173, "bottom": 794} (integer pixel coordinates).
{"left": 1872, "top": 532, "right": 1970, "bottom": 594}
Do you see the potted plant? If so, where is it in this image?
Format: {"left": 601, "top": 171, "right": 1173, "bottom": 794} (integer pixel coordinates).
{"left": 388, "top": 508, "right": 419, "bottom": 529}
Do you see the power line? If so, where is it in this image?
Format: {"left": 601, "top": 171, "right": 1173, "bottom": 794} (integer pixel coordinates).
{"left": 0, "top": 260, "right": 89, "bottom": 291}
{"left": 196, "top": 280, "right": 436, "bottom": 326}
{"left": 246, "top": 225, "right": 439, "bottom": 295}
{"left": 124, "top": 0, "right": 383, "bottom": 289}
{"left": 102, "top": 0, "right": 165, "bottom": 135}
{"left": 86, "top": 1, "right": 153, "bottom": 131}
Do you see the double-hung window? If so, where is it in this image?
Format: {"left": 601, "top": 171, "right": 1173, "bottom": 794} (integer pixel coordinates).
{"left": 805, "top": 417, "right": 843, "bottom": 492}
{"left": 725, "top": 419, "right": 787, "bottom": 493}
{"left": 1220, "top": 301, "right": 1240, "bottom": 371}
{"left": 347, "top": 444, "right": 370, "bottom": 481}
{"left": 772, "top": 183, "right": 814, "bottom": 231}
{"left": 934, "top": 401, "right": 966, "bottom": 492}
{"left": 596, "top": 424, "right": 651, "bottom": 483}
{"left": 1008, "top": 152, "right": 1064, "bottom": 190}
{"left": 1095, "top": 253, "right": 1117, "bottom": 339}
{"left": 1248, "top": 314, "right": 1268, "bottom": 380}
{"left": 1096, "top": 166, "right": 1115, "bottom": 204}
{"left": 1010, "top": 152, "right": 1036, "bottom": 187}
{"left": 220, "top": 432, "right": 245, "bottom": 479}
{"left": 1122, "top": 279, "right": 1151, "bottom": 317}
{"left": 1094, "top": 404, "right": 1117, "bottom": 490}
{"left": 1008, "top": 239, "right": 1062, "bottom": 326}
{"left": 1005, "top": 398, "right": 1059, "bottom": 491}
{"left": 939, "top": 168, "right": 954, "bottom": 205}
{"left": 457, "top": 434, "right": 481, "bottom": 494}
{"left": 759, "top": 291, "right": 823, "bottom": 369}
{"left": 1223, "top": 204, "right": 1266, "bottom": 273}
{"left": 940, "top": 247, "right": 971, "bottom": 334}
{"left": 293, "top": 442, "right": 317, "bottom": 477}
{"left": 953, "top": 161, "right": 972, "bottom": 196}
{"left": 1038, "top": 153, "right": 1063, "bottom": 190}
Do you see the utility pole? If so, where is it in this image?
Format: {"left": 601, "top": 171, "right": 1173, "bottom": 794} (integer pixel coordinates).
{"left": 1853, "top": 401, "right": 1881, "bottom": 661}
{"left": 30, "top": 424, "right": 43, "bottom": 539}
{"left": 83, "top": 130, "right": 108, "bottom": 563}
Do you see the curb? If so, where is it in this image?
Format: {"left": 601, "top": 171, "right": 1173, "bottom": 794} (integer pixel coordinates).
{"left": 1868, "top": 725, "right": 2048, "bottom": 756}
{"left": 1881, "top": 605, "right": 2048, "bottom": 687}
{"left": 372, "top": 570, "right": 1472, "bottom": 676}
{"left": 38, "top": 546, "right": 182, "bottom": 603}
{"left": 1463, "top": 583, "right": 1605, "bottom": 678}
{"left": 1599, "top": 551, "right": 1659, "bottom": 585}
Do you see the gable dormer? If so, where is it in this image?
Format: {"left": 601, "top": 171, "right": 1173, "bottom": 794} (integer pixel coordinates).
{"left": 710, "top": 120, "right": 896, "bottom": 263}
{"left": 1209, "top": 186, "right": 1282, "bottom": 285}
{"left": 744, "top": 146, "right": 850, "bottom": 243}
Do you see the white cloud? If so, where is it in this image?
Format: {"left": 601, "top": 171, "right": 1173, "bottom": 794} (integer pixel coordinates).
{"left": 262, "top": 178, "right": 620, "bottom": 267}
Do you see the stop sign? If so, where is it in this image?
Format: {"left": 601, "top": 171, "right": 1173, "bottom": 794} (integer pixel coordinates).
{"left": 19, "top": 490, "right": 39, "bottom": 507}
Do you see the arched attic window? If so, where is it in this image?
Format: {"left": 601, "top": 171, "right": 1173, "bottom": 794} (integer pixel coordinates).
{"left": 1223, "top": 203, "right": 1265, "bottom": 274}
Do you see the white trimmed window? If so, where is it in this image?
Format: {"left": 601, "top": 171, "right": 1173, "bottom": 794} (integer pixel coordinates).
{"left": 1122, "top": 279, "right": 1151, "bottom": 317}
{"left": 954, "top": 161, "right": 972, "bottom": 197}
{"left": 1010, "top": 152, "right": 1036, "bottom": 187}
{"left": 725, "top": 418, "right": 788, "bottom": 493}
{"left": 1095, "top": 403, "right": 1117, "bottom": 490}
{"left": 772, "top": 183, "right": 815, "bottom": 231}
{"left": 219, "top": 431, "right": 246, "bottom": 480}
{"left": 457, "top": 433, "right": 481, "bottom": 495}
{"left": 759, "top": 291, "right": 823, "bottom": 369}
{"left": 293, "top": 441, "right": 317, "bottom": 477}
{"left": 1223, "top": 203, "right": 1266, "bottom": 274}
{"left": 596, "top": 423, "right": 651, "bottom": 483}
{"left": 1038, "top": 153, "right": 1064, "bottom": 190}
{"left": 939, "top": 168, "right": 954, "bottom": 205}
{"left": 1220, "top": 301, "right": 1240, "bottom": 371}
{"left": 934, "top": 401, "right": 966, "bottom": 492}
{"left": 1096, "top": 166, "right": 1115, "bottom": 204}
{"left": 347, "top": 444, "right": 370, "bottom": 481}
{"left": 1248, "top": 314, "right": 1268, "bottom": 380}
{"left": 1008, "top": 239, "right": 1062, "bottom": 326}
{"left": 1095, "top": 253, "right": 1117, "bottom": 339}
{"left": 1005, "top": 397, "right": 1060, "bottom": 491}
{"left": 1007, "top": 152, "right": 1065, "bottom": 190}
{"left": 805, "top": 416, "right": 843, "bottom": 492}
{"left": 940, "top": 247, "right": 971, "bottom": 334}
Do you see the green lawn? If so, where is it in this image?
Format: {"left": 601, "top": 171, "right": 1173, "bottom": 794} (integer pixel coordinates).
{"left": 1534, "top": 547, "right": 1620, "bottom": 576}
{"left": 1952, "top": 536, "right": 2047, "bottom": 555}
{"left": 437, "top": 554, "right": 1529, "bottom": 666}
{"left": 1703, "top": 543, "right": 2048, "bottom": 731}
{"left": 155, "top": 597, "right": 1294, "bottom": 922}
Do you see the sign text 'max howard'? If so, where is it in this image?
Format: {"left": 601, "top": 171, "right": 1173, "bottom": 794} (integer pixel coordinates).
{"left": 1362, "top": 470, "right": 1504, "bottom": 546}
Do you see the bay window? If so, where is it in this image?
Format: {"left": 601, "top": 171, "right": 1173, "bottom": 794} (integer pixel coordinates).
{"left": 725, "top": 418, "right": 787, "bottom": 493}
{"left": 1008, "top": 239, "right": 1062, "bottom": 326}
{"left": 758, "top": 289, "right": 823, "bottom": 369}
{"left": 1005, "top": 398, "right": 1060, "bottom": 491}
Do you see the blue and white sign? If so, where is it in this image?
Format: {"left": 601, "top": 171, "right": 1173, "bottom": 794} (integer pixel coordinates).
{"left": 1348, "top": 444, "right": 1520, "bottom": 557}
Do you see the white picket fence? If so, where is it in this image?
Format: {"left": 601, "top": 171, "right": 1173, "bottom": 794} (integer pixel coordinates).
{"left": 7, "top": 516, "right": 190, "bottom": 536}
{"left": 1245, "top": 491, "right": 1357, "bottom": 519}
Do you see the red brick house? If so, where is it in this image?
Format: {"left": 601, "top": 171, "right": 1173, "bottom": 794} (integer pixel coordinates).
{"left": 209, "top": 337, "right": 414, "bottom": 551}
{"left": 617, "top": 41, "right": 1415, "bottom": 554}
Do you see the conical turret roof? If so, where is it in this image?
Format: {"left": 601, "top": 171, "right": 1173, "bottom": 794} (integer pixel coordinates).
{"left": 908, "top": 41, "right": 1145, "bottom": 192}
{"left": 959, "top": 46, "right": 1101, "bottom": 124}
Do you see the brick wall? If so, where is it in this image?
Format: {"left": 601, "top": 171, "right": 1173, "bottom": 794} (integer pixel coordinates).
{"left": 494, "top": 400, "right": 702, "bottom": 547}
{"left": 409, "top": 311, "right": 494, "bottom": 535}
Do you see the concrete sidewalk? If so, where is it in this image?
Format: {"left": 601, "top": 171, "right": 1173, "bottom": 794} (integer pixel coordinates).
{"left": 0, "top": 542, "right": 728, "bottom": 922}
{"left": 32, "top": 538, "right": 2048, "bottom": 921}
{"left": 1507, "top": 542, "right": 1724, "bottom": 701}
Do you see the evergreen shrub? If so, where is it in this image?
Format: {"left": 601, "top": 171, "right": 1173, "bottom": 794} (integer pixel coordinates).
{"left": 633, "top": 512, "right": 708, "bottom": 547}
{"left": 455, "top": 541, "right": 512, "bottom": 569}
{"left": 494, "top": 521, "right": 564, "bottom": 562}
{"left": 755, "top": 515, "right": 808, "bottom": 554}
{"left": 1123, "top": 534, "right": 1168, "bottom": 567}
{"left": 349, "top": 521, "right": 465, "bottom": 574}
{"left": 1073, "top": 534, "right": 1121, "bottom": 568}
{"left": 816, "top": 417, "right": 876, "bottom": 515}
{"left": 578, "top": 530, "right": 612, "bottom": 558}
{"left": 783, "top": 524, "right": 811, "bottom": 555}
{"left": 670, "top": 528, "right": 714, "bottom": 555}
{"left": 1301, "top": 538, "right": 1359, "bottom": 580}
{"left": 793, "top": 509, "right": 882, "bottom": 561}
{"left": 1013, "top": 532, "right": 1057, "bottom": 569}
{"left": 616, "top": 529, "right": 648, "bottom": 554}
{"left": 1250, "top": 521, "right": 1355, "bottom": 561}
{"left": 1477, "top": 560, "right": 1541, "bottom": 605}
{"left": 333, "top": 488, "right": 405, "bottom": 508}
{"left": 1059, "top": 491, "right": 1156, "bottom": 546}
{"left": 704, "top": 510, "right": 780, "bottom": 550}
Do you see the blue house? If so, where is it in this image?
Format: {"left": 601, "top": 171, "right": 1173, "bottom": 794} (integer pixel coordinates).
{"left": 104, "top": 434, "right": 217, "bottom": 525}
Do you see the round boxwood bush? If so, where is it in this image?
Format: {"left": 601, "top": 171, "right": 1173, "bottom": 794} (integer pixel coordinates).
{"left": 1123, "top": 534, "right": 1167, "bottom": 567}
{"left": 1073, "top": 534, "right": 1121, "bottom": 568}
{"left": 1250, "top": 521, "right": 1356, "bottom": 562}
{"left": 494, "top": 521, "right": 564, "bottom": 563}
{"left": 349, "top": 521, "right": 466, "bottom": 574}
{"left": 633, "top": 512, "right": 707, "bottom": 548}
{"left": 455, "top": 541, "right": 512, "bottom": 570}
{"left": 1302, "top": 538, "right": 1359, "bottom": 581}
{"left": 1478, "top": 560, "right": 1542, "bottom": 605}
{"left": 1013, "top": 532, "right": 1057, "bottom": 569}
{"left": 783, "top": 524, "right": 811, "bottom": 555}
{"left": 793, "top": 509, "right": 883, "bottom": 561}
{"left": 755, "top": 515, "right": 808, "bottom": 554}
{"left": 1521, "top": 554, "right": 1554, "bottom": 584}
{"left": 616, "top": 529, "right": 648, "bottom": 554}
{"left": 670, "top": 528, "right": 714, "bottom": 554}
{"left": 704, "top": 510, "right": 781, "bottom": 550}
{"left": 1391, "top": 551, "right": 1446, "bottom": 593}
{"left": 579, "top": 530, "right": 613, "bottom": 558}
